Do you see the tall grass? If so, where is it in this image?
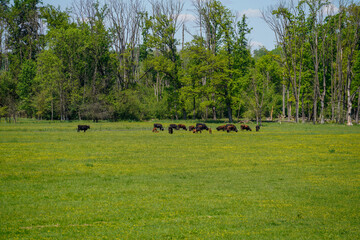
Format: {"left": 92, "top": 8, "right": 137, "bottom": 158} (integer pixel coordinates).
{"left": 1, "top": 120, "right": 359, "bottom": 239}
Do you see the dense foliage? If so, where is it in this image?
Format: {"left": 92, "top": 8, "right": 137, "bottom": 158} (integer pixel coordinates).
{"left": 0, "top": 0, "right": 359, "bottom": 124}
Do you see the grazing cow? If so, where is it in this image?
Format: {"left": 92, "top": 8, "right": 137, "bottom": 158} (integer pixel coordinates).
{"left": 177, "top": 124, "right": 187, "bottom": 130}
{"left": 168, "top": 126, "right": 173, "bottom": 134}
{"left": 193, "top": 127, "right": 202, "bottom": 133}
{"left": 153, "top": 123, "right": 164, "bottom": 131}
{"left": 241, "top": 124, "right": 252, "bottom": 131}
{"left": 225, "top": 124, "right": 238, "bottom": 132}
{"left": 256, "top": 125, "right": 260, "bottom": 132}
{"left": 152, "top": 127, "right": 159, "bottom": 133}
{"left": 226, "top": 125, "right": 238, "bottom": 133}
{"left": 78, "top": 125, "right": 90, "bottom": 132}
{"left": 196, "top": 123, "right": 209, "bottom": 131}
{"left": 169, "top": 124, "right": 179, "bottom": 130}
{"left": 216, "top": 125, "right": 227, "bottom": 131}
{"left": 188, "top": 125, "right": 195, "bottom": 131}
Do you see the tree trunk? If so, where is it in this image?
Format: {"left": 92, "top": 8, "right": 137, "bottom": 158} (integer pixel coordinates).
{"left": 346, "top": 91, "right": 353, "bottom": 126}
{"left": 287, "top": 87, "right": 291, "bottom": 121}
{"left": 227, "top": 104, "right": 233, "bottom": 123}
{"left": 255, "top": 109, "right": 259, "bottom": 125}
{"left": 301, "top": 91, "right": 305, "bottom": 123}
{"left": 356, "top": 89, "right": 360, "bottom": 124}
{"left": 346, "top": 66, "right": 353, "bottom": 126}
{"left": 51, "top": 98, "right": 54, "bottom": 121}
{"left": 282, "top": 83, "right": 286, "bottom": 119}
{"left": 205, "top": 106, "right": 208, "bottom": 121}
{"left": 320, "top": 96, "right": 325, "bottom": 124}
{"left": 320, "top": 27, "right": 328, "bottom": 125}
{"left": 193, "top": 97, "right": 196, "bottom": 120}
{"left": 259, "top": 107, "right": 262, "bottom": 126}
{"left": 330, "top": 35, "right": 335, "bottom": 122}
{"left": 175, "top": 104, "right": 178, "bottom": 120}
{"left": 313, "top": 52, "right": 319, "bottom": 125}
{"left": 295, "top": 99, "right": 299, "bottom": 124}
{"left": 331, "top": 75, "right": 335, "bottom": 121}
{"left": 336, "top": 13, "right": 343, "bottom": 124}
{"left": 313, "top": 81, "right": 317, "bottom": 124}
{"left": 212, "top": 93, "right": 217, "bottom": 120}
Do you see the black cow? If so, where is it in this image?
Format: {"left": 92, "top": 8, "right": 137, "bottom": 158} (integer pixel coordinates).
{"left": 188, "top": 125, "right": 195, "bottom": 131}
{"left": 225, "top": 124, "right": 238, "bottom": 132}
{"left": 153, "top": 123, "right": 164, "bottom": 131}
{"left": 241, "top": 124, "right": 252, "bottom": 131}
{"left": 196, "top": 123, "right": 209, "bottom": 131}
{"left": 168, "top": 126, "right": 174, "bottom": 134}
{"left": 78, "top": 125, "right": 90, "bottom": 132}
{"left": 169, "top": 124, "right": 179, "bottom": 130}
{"left": 256, "top": 125, "right": 260, "bottom": 132}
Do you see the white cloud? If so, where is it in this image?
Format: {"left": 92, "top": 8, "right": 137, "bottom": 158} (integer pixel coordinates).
{"left": 238, "top": 9, "right": 262, "bottom": 18}
{"left": 323, "top": 3, "right": 339, "bottom": 15}
{"left": 250, "top": 40, "right": 264, "bottom": 49}
{"left": 177, "top": 13, "right": 197, "bottom": 22}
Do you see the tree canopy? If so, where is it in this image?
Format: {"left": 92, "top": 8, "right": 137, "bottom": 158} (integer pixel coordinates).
{"left": 0, "top": 0, "right": 359, "bottom": 124}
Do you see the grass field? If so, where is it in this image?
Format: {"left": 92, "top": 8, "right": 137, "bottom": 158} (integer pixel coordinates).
{"left": 1, "top": 120, "right": 360, "bottom": 239}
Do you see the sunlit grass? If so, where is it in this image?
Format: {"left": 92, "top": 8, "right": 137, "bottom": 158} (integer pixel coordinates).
{"left": 1, "top": 120, "right": 360, "bottom": 239}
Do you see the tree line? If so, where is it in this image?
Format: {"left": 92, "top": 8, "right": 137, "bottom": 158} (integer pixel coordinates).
{"left": 0, "top": 0, "right": 359, "bottom": 125}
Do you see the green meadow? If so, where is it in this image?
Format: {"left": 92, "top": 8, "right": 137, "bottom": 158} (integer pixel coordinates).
{"left": 1, "top": 120, "right": 360, "bottom": 239}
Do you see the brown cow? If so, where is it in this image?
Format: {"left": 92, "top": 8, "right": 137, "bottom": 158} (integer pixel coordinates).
{"left": 225, "top": 124, "right": 238, "bottom": 132}
{"left": 226, "top": 125, "right": 238, "bottom": 133}
{"left": 188, "top": 125, "right": 195, "bottom": 131}
{"left": 178, "top": 124, "right": 187, "bottom": 130}
{"left": 216, "top": 125, "right": 227, "bottom": 131}
{"left": 241, "top": 124, "right": 252, "bottom": 131}
{"left": 152, "top": 127, "right": 159, "bottom": 133}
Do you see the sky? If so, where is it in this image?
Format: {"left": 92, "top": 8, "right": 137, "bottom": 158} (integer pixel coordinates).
{"left": 41, "top": 0, "right": 281, "bottom": 50}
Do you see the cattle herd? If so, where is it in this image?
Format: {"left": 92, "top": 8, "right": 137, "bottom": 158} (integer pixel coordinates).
{"left": 153, "top": 123, "right": 260, "bottom": 134}
{"left": 77, "top": 123, "right": 260, "bottom": 134}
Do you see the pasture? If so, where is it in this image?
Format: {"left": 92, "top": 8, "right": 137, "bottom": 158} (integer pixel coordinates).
{"left": 1, "top": 120, "right": 360, "bottom": 239}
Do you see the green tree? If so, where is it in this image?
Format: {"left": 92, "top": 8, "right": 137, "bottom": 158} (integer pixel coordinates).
{"left": 180, "top": 37, "right": 216, "bottom": 120}
{"left": 263, "top": 1, "right": 307, "bottom": 123}
{"left": 34, "top": 50, "right": 64, "bottom": 120}
{"left": 303, "top": 0, "right": 330, "bottom": 124}
{"left": 6, "top": 0, "right": 43, "bottom": 63}
{"left": 17, "top": 59, "right": 36, "bottom": 116}
{"left": 249, "top": 52, "right": 282, "bottom": 125}
{"left": 343, "top": 3, "right": 360, "bottom": 126}
{"left": 0, "top": 0, "right": 9, "bottom": 69}
{"left": 143, "top": 0, "right": 183, "bottom": 119}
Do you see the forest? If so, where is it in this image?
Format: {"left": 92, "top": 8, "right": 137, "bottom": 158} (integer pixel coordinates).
{"left": 0, "top": 0, "right": 359, "bottom": 125}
